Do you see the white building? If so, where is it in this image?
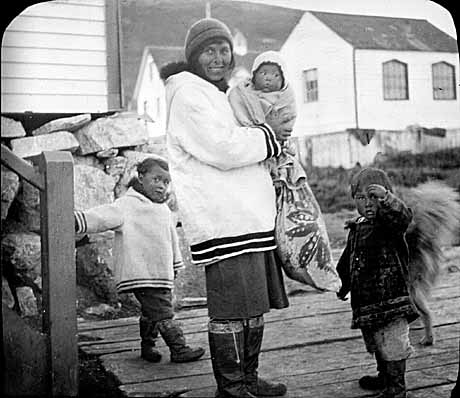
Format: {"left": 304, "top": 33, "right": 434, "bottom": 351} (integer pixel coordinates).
{"left": 1, "top": 0, "right": 122, "bottom": 114}
{"left": 282, "top": 11, "right": 459, "bottom": 135}
{"left": 129, "top": 46, "right": 183, "bottom": 137}
{"left": 281, "top": 11, "right": 459, "bottom": 167}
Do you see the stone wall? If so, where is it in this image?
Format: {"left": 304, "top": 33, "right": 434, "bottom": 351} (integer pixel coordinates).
{"left": 1, "top": 113, "right": 182, "bottom": 318}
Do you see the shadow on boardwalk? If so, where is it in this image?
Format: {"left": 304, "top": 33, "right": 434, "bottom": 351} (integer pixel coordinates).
{"left": 78, "top": 264, "right": 459, "bottom": 398}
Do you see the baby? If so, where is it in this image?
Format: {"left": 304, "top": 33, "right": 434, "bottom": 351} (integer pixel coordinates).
{"left": 229, "top": 50, "right": 296, "bottom": 141}
{"left": 229, "top": 51, "right": 340, "bottom": 292}
{"left": 228, "top": 50, "right": 300, "bottom": 183}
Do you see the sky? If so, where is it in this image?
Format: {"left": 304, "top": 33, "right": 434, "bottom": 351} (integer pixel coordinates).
{"left": 231, "top": 0, "right": 457, "bottom": 39}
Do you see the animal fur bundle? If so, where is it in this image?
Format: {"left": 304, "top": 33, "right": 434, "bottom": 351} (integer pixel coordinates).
{"left": 397, "top": 181, "right": 460, "bottom": 297}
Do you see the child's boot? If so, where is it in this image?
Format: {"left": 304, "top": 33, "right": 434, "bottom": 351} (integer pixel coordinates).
{"left": 359, "top": 352, "right": 385, "bottom": 390}
{"left": 377, "top": 359, "right": 407, "bottom": 398}
{"left": 157, "top": 319, "right": 205, "bottom": 363}
{"left": 386, "top": 359, "right": 407, "bottom": 398}
{"left": 139, "top": 316, "right": 162, "bottom": 362}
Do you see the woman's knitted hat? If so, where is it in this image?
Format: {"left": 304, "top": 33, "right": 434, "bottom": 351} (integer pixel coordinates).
{"left": 251, "top": 50, "right": 287, "bottom": 88}
{"left": 350, "top": 167, "right": 393, "bottom": 197}
{"left": 185, "top": 18, "right": 233, "bottom": 62}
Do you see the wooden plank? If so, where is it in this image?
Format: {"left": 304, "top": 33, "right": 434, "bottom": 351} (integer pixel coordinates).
{"left": 182, "top": 364, "right": 458, "bottom": 398}
{"left": 76, "top": 276, "right": 460, "bottom": 335}
{"left": 410, "top": 384, "right": 456, "bottom": 398}
{"left": 281, "top": 364, "right": 458, "bottom": 398}
{"left": 1, "top": 93, "right": 108, "bottom": 113}
{"left": 77, "top": 293, "right": 460, "bottom": 348}
{"left": 77, "top": 311, "right": 459, "bottom": 356}
{"left": 97, "top": 325, "right": 459, "bottom": 384}
{"left": 39, "top": 151, "right": 78, "bottom": 396}
{"left": 118, "top": 348, "right": 459, "bottom": 395}
{"left": 80, "top": 269, "right": 460, "bottom": 397}
{"left": 105, "top": 0, "right": 123, "bottom": 109}
{"left": 2, "top": 62, "right": 107, "bottom": 80}
{"left": 20, "top": 1, "right": 105, "bottom": 20}
{"left": 1, "top": 144, "right": 44, "bottom": 190}
{"left": 79, "top": 319, "right": 460, "bottom": 357}
{"left": 2, "top": 77, "right": 108, "bottom": 96}
{"left": 3, "top": 31, "right": 106, "bottom": 51}
{"left": 77, "top": 270, "right": 460, "bottom": 332}
{"left": 8, "top": 15, "right": 105, "bottom": 36}
{"left": 1, "top": 47, "right": 107, "bottom": 66}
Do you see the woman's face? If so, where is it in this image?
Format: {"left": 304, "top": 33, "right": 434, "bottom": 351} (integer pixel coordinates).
{"left": 197, "top": 40, "right": 232, "bottom": 81}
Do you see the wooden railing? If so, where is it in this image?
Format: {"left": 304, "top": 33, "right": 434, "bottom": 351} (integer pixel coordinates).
{"left": 1, "top": 144, "right": 78, "bottom": 396}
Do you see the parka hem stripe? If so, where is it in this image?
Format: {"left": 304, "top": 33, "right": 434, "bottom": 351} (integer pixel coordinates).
{"left": 192, "top": 245, "right": 276, "bottom": 264}
{"left": 117, "top": 280, "right": 173, "bottom": 291}
{"left": 192, "top": 236, "right": 275, "bottom": 254}
{"left": 191, "top": 229, "right": 275, "bottom": 252}
{"left": 191, "top": 239, "right": 276, "bottom": 262}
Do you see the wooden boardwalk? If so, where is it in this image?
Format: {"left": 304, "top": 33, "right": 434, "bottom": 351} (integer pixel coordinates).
{"left": 78, "top": 270, "right": 459, "bottom": 397}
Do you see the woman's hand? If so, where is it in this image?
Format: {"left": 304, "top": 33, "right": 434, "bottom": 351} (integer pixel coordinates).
{"left": 266, "top": 114, "right": 295, "bottom": 142}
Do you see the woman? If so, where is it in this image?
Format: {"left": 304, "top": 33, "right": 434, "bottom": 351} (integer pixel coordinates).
{"left": 161, "top": 18, "right": 292, "bottom": 398}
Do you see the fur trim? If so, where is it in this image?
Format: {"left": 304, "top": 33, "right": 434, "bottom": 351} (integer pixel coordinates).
{"left": 398, "top": 181, "right": 460, "bottom": 296}
{"left": 160, "top": 61, "right": 189, "bottom": 81}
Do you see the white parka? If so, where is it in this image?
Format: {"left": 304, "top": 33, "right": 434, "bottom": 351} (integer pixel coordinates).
{"left": 74, "top": 188, "right": 183, "bottom": 292}
{"left": 165, "top": 71, "right": 282, "bottom": 265}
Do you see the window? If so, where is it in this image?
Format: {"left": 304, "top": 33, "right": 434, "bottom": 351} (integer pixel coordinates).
{"left": 382, "top": 60, "right": 408, "bottom": 100}
{"left": 303, "top": 68, "right": 318, "bottom": 102}
{"left": 432, "top": 62, "right": 456, "bottom": 100}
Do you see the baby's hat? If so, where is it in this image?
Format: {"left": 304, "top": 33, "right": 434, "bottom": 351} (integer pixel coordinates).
{"left": 251, "top": 51, "right": 287, "bottom": 85}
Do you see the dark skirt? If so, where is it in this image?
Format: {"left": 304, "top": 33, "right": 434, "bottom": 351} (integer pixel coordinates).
{"left": 205, "top": 250, "right": 289, "bottom": 320}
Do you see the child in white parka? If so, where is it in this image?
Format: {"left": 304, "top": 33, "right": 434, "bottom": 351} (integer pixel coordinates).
{"left": 74, "top": 157, "right": 204, "bottom": 363}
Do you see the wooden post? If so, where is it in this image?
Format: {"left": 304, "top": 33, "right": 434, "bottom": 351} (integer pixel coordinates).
{"left": 39, "top": 151, "right": 78, "bottom": 396}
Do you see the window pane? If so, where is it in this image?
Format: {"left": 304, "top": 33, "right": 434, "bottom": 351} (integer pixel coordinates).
{"left": 433, "top": 62, "right": 456, "bottom": 100}
{"left": 303, "top": 68, "right": 318, "bottom": 103}
{"left": 383, "top": 60, "right": 408, "bottom": 100}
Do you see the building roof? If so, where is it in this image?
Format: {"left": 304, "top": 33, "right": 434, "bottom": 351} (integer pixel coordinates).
{"left": 120, "top": 0, "right": 303, "bottom": 106}
{"left": 310, "top": 11, "right": 458, "bottom": 52}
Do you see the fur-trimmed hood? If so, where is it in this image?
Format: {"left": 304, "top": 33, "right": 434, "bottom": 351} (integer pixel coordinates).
{"left": 160, "top": 61, "right": 189, "bottom": 82}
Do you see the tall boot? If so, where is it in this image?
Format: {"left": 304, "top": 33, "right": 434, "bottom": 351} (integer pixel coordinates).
{"left": 386, "top": 360, "right": 407, "bottom": 398}
{"left": 244, "top": 316, "right": 287, "bottom": 396}
{"left": 139, "top": 316, "right": 162, "bottom": 362}
{"left": 157, "top": 319, "right": 205, "bottom": 363}
{"left": 208, "top": 320, "right": 256, "bottom": 398}
{"left": 377, "top": 360, "right": 407, "bottom": 398}
{"left": 359, "top": 352, "right": 385, "bottom": 390}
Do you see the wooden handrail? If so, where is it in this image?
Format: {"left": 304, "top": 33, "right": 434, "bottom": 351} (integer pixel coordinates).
{"left": 2, "top": 144, "right": 78, "bottom": 396}
{"left": 39, "top": 151, "right": 78, "bottom": 396}
{"left": 1, "top": 144, "right": 44, "bottom": 190}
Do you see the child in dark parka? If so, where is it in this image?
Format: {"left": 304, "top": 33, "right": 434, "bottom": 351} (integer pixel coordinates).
{"left": 336, "top": 167, "right": 419, "bottom": 398}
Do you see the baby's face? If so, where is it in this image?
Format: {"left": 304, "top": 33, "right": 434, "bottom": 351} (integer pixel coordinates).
{"left": 253, "top": 64, "right": 283, "bottom": 92}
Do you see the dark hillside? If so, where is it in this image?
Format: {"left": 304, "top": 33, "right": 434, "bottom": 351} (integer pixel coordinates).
{"left": 120, "top": 0, "right": 303, "bottom": 105}
{"left": 308, "top": 148, "right": 460, "bottom": 213}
